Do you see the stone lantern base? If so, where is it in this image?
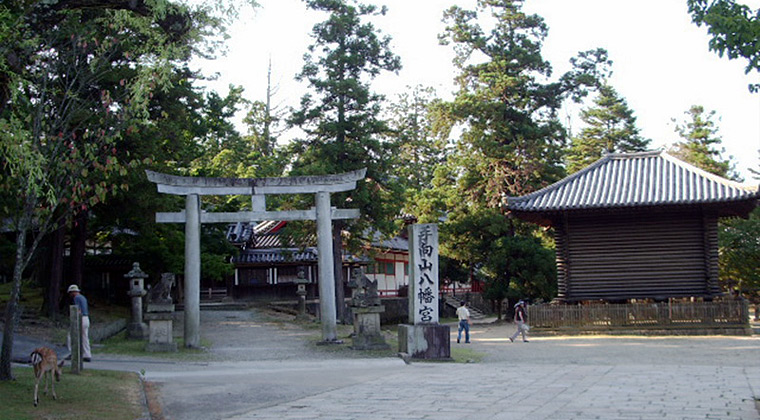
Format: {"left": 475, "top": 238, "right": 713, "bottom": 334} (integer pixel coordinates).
{"left": 351, "top": 306, "right": 390, "bottom": 350}
{"left": 127, "top": 321, "right": 149, "bottom": 340}
{"left": 145, "top": 304, "right": 177, "bottom": 352}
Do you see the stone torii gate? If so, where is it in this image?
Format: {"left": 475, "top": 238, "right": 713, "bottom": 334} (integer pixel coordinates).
{"left": 146, "top": 169, "right": 366, "bottom": 347}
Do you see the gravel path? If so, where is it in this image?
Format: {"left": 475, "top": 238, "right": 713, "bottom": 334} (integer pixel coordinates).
{"left": 195, "top": 309, "right": 320, "bottom": 362}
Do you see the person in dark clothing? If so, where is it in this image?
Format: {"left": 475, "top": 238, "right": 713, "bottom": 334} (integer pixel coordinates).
{"left": 509, "top": 300, "right": 529, "bottom": 343}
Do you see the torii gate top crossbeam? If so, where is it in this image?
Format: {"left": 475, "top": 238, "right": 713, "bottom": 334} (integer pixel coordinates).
{"left": 145, "top": 168, "right": 367, "bottom": 196}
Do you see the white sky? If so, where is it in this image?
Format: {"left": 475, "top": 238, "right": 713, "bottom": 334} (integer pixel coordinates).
{"left": 195, "top": 0, "right": 760, "bottom": 181}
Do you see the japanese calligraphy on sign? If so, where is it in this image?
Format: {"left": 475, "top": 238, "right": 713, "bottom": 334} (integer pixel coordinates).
{"left": 408, "top": 224, "right": 439, "bottom": 324}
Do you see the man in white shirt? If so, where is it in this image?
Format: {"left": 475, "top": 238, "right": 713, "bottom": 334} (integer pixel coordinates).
{"left": 456, "top": 301, "right": 471, "bottom": 343}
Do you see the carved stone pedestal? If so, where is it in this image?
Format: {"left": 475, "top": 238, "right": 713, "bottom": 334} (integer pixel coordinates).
{"left": 145, "top": 303, "right": 177, "bottom": 352}
{"left": 398, "top": 324, "right": 451, "bottom": 360}
{"left": 351, "top": 306, "right": 390, "bottom": 350}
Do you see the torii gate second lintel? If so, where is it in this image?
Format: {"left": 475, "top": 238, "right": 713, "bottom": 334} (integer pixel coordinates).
{"left": 146, "top": 169, "right": 367, "bottom": 347}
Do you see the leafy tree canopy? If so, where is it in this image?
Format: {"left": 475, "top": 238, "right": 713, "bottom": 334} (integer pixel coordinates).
{"left": 0, "top": 0, "right": 255, "bottom": 380}
{"left": 688, "top": 0, "right": 760, "bottom": 92}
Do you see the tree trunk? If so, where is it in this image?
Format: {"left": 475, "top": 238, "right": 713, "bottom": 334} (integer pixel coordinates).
{"left": 0, "top": 230, "right": 27, "bottom": 380}
{"left": 45, "top": 219, "right": 65, "bottom": 320}
{"left": 332, "top": 222, "right": 345, "bottom": 324}
{"left": 70, "top": 211, "right": 87, "bottom": 289}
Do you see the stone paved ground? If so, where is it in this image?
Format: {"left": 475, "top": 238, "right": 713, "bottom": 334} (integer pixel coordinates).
{"left": 88, "top": 309, "right": 760, "bottom": 420}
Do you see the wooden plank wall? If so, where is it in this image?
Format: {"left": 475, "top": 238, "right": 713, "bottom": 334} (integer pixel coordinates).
{"left": 561, "top": 211, "right": 714, "bottom": 301}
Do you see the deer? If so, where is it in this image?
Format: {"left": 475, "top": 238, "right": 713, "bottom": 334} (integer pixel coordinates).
{"left": 30, "top": 347, "right": 64, "bottom": 407}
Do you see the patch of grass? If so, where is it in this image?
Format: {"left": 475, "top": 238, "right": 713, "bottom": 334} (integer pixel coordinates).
{"left": 0, "top": 367, "right": 143, "bottom": 420}
{"left": 451, "top": 346, "right": 485, "bottom": 363}
{"left": 97, "top": 331, "right": 210, "bottom": 361}
{"left": 307, "top": 324, "right": 400, "bottom": 358}
{"left": 0, "top": 281, "right": 45, "bottom": 313}
{"left": 87, "top": 300, "right": 129, "bottom": 325}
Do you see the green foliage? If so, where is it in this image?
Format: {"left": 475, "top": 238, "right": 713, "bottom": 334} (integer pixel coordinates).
{"left": 432, "top": 0, "right": 608, "bottom": 206}
{"left": 200, "top": 225, "right": 236, "bottom": 283}
{"left": 419, "top": 0, "right": 604, "bottom": 304}
{"left": 288, "top": 0, "right": 404, "bottom": 244}
{"left": 99, "top": 330, "right": 210, "bottom": 360}
{"left": 669, "top": 105, "right": 735, "bottom": 178}
{"left": 719, "top": 207, "right": 760, "bottom": 297}
{"left": 566, "top": 84, "right": 650, "bottom": 173}
{"left": 239, "top": 99, "right": 288, "bottom": 179}
{"left": 482, "top": 234, "right": 557, "bottom": 303}
{"left": 0, "top": 0, "right": 255, "bottom": 381}
{"left": 386, "top": 85, "right": 448, "bottom": 196}
{"left": 688, "top": 0, "right": 760, "bottom": 92}
{"left": 439, "top": 255, "right": 470, "bottom": 284}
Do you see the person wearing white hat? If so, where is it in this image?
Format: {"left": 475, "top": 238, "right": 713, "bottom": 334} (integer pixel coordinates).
{"left": 66, "top": 284, "right": 92, "bottom": 362}
{"left": 509, "top": 300, "right": 529, "bottom": 343}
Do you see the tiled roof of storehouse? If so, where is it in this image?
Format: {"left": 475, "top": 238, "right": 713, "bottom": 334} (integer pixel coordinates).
{"left": 506, "top": 151, "right": 759, "bottom": 212}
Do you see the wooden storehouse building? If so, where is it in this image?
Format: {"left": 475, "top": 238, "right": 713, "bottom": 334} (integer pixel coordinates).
{"left": 506, "top": 151, "right": 759, "bottom": 303}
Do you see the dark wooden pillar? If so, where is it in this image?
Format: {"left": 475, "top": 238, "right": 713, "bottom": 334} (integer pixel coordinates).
{"left": 554, "top": 218, "right": 569, "bottom": 302}
{"left": 703, "top": 214, "right": 720, "bottom": 297}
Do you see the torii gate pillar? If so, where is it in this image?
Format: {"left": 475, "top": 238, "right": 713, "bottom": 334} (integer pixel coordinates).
{"left": 184, "top": 194, "right": 201, "bottom": 347}
{"left": 147, "top": 169, "right": 365, "bottom": 347}
{"left": 316, "top": 191, "right": 337, "bottom": 340}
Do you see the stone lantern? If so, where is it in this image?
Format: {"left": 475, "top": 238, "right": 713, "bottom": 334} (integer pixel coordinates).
{"left": 294, "top": 266, "right": 310, "bottom": 321}
{"left": 125, "top": 262, "right": 149, "bottom": 339}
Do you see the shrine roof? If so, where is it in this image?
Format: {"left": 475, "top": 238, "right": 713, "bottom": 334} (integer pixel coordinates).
{"left": 506, "top": 150, "right": 759, "bottom": 213}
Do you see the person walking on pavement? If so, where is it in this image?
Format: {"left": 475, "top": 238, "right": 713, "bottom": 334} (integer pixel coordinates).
{"left": 456, "top": 301, "right": 471, "bottom": 343}
{"left": 67, "top": 284, "right": 92, "bottom": 362}
{"left": 509, "top": 300, "right": 529, "bottom": 343}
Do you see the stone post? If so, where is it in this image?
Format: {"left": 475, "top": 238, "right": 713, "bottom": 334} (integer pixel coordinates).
{"left": 316, "top": 191, "right": 338, "bottom": 342}
{"left": 125, "top": 262, "right": 149, "bottom": 339}
{"left": 294, "top": 266, "right": 310, "bottom": 321}
{"left": 69, "top": 305, "right": 82, "bottom": 373}
{"left": 398, "top": 224, "right": 451, "bottom": 360}
{"left": 184, "top": 193, "right": 201, "bottom": 348}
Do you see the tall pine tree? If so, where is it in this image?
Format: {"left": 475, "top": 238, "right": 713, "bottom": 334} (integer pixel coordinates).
{"left": 669, "top": 105, "right": 734, "bottom": 178}
{"left": 566, "top": 84, "right": 650, "bottom": 173}
{"left": 287, "top": 0, "right": 402, "bottom": 321}
{"left": 424, "top": 0, "right": 606, "bottom": 301}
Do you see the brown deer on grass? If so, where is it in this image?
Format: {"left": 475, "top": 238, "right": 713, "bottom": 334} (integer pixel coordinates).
{"left": 30, "top": 347, "right": 64, "bottom": 407}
